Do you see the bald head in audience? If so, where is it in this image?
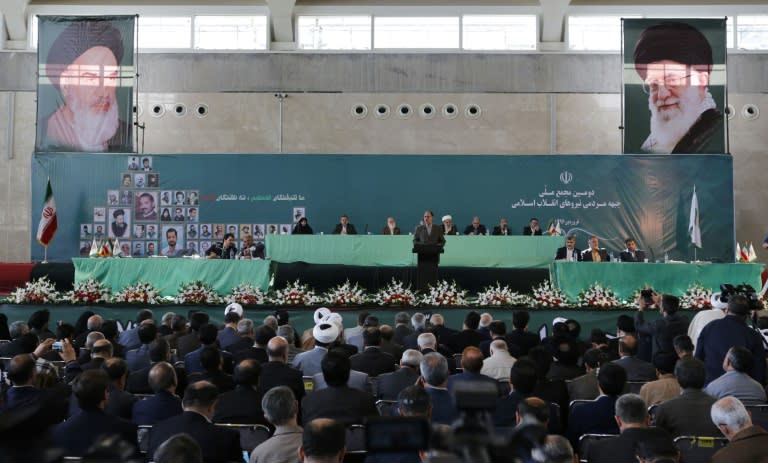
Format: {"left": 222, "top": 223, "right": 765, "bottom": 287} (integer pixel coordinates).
{"left": 182, "top": 381, "right": 219, "bottom": 419}
{"left": 460, "top": 346, "right": 484, "bottom": 373}
{"left": 85, "top": 331, "right": 105, "bottom": 350}
{"left": 299, "top": 418, "right": 346, "bottom": 463}
{"left": 149, "top": 361, "right": 178, "bottom": 394}
{"left": 91, "top": 339, "right": 113, "bottom": 359}
{"left": 267, "top": 335, "right": 289, "bottom": 363}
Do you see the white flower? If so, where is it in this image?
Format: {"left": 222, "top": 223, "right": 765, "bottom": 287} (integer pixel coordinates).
{"left": 420, "top": 280, "right": 467, "bottom": 306}
{"left": 226, "top": 283, "right": 266, "bottom": 305}
{"left": 270, "top": 280, "right": 320, "bottom": 306}
{"left": 6, "top": 277, "right": 61, "bottom": 304}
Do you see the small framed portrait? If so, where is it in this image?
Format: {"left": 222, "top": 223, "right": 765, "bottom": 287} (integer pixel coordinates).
{"left": 120, "top": 173, "right": 132, "bottom": 189}
{"left": 108, "top": 208, "right": 131, "bottom": 239}
{"left": 119, "top": 190, "right": 133, "bottom": 206}
{"left": 146, "top": 224, "right": 159, "bottom": 240}
{"left": 252, "top": 224, "right": 265, "bottom": 239}
{"left": 160, "top": 207, "right": 173, "bottom": 222}
{"left": 186, "top": 241, "right": 198, "bottom": 255}
{"left": 186, "top": 223, "right": 199, "bottom": 239}
{"left": 93, "top": 207, "right": 106, "bottom": 223}
{"left": 93, "top": 224, "right": 105, "bottom": 238}
{"left": 186, "top": 191, "right": 199, "bottom": 205}
{"left": 133, "top": 224, "right": 146, "bottom": 239}
{"left": 240, "top": 224, "right": 252, "bottom": 237}
{"left": 161, "top": 225, "right": 184, "bottom": 257}
{"left": 213, "top": 224, "right": 225, "bottom": 240}
{"left": 119, "top": 241, "right": 132, "bottom": 257}
{"left": 172, "top": 207, "right": 186, "bottom": 222}
{"left": 147, "top": 173, "right": 160, "bottom": 188}
{"left": 266, "top": 224, "right": 279, "bottom": 235}
{"left": 173, "top": 190, "right": 186, "bottom": 206}
{"left": 199, "top": 223, "right": 212, "bottom": 239}
{"left": 79, "top": 241, "right": 91, "bottom": 257}
{"left": 107, "top": 190, "right": 119, "bottom": 206}
{"left": 187, "top": 207, "right": 198, "bottom": 222}
{"left": 132, "top": 241, "right": 144, "bottom": 257}
{"left": 226, "top": 224, "right": 239, "bottom": 239}
{"left": 200, "top": 241, "right": 212, "bottom": 255}
{"left": 293, "top": 207, "right": 306, "bottom": 223}
{"left": 280, "top": 224, "right": 292, "bottom": 235}
{"left": 140, "top": 156, "right": 153, "bottom": 171}
{"left": 145, "top": 241, "right": 158, "bottom": 257}
{"left": 134, "top": 191, "right": 159, "bottom": 222}
{"left": 80, "top": 223, "right": 93, "bottom": 239}
{"left": 133, "top": 173, "right": 146, "bottom": 188}
{"left": 127, "top": 157, "right": 140, "bottom": 171}
{"left": 160, "top": 190, "right": 172, "bottom": 206}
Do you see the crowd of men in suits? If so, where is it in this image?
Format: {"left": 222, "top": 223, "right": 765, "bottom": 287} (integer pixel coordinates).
{"left": 0, "top": 292, "right": 767, "bottom": 462}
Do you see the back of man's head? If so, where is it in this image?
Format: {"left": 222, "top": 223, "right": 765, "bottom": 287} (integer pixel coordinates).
{"left": 322, "top": 350, "right": 351, "bottom": 387}
{"left": 417, "top": 332, "right": 436, "bottom": 350}
{"left": 9, "top": 321, "right": 28, "bottom": 339}
{"left": 197, "top": 324, "right": 218, "bottom": 345}
{"left": 136, "top": 309, "right": 154, "bottom": 324}
{"left": 149, "top": 362, "right": 177, "bottom": 393}
{"left": 616, "top": 315, "right": 636, "bottom": 334}
{"left": 726, "top": 346, "right": 754, "bottom": 373}
{"left": 73, "top": 369, "right": 110, "bottom": 410}
{"left": 363, "top": 327, "right": 382, "bottom": 347}
{"left": 583, "top": 348, "right": 607, "bottom": 370}
{"left": 267, "top": 335, "right": 289, "bottom": 360}
{"left": 395, "top": 312, "right": 409, "bottom": 325}
{"left": 635, "top": 429, "right": 679, "bottom": 463}
{"left": 533, "top": 435, "right": 574, "bottom": 463}
{"left": 153, "top": 433, "right": 202, "bottom": 463}
{"left": 263, "top": 315, "right": 278, "bottom": 331}
{"left": 727, "top": 295, "right": 751, "bottom": 318}
{"left": 92, "top": 339, "right": 113, "bottom": 358}
{"left": 28, "top": 310, "right": 50, "bottom": 331}
{"left": 489, "top": 320, "right": 507, "bottom": 337}
{"left": 479, "top": 313, "right": 493, "bottom": 329}
{"left": 565, "top": 319, "right": 581, "bottom": 339}
{"left": 56, "top": 323, "right": 75, "bottom": 341}
{"left": 234, "top": 359, "right": 261, "bottom": 387}
{"left": 171, "top": 315, "right": 188, "bottom": 333}
{"left": 236, "top": 318, "right": 254, "bottom": 336}
{"left": 262, "top": 386, "right": 297, "bottom": 426}
{"left": 527, "top": 346, "right": 553, "bottom": 380}
{"left": 675, "top": 357, "right": 706, "bottom": 390}
{"left": 101, "top": 320, "right": 118, "bottom": 340}
{"left": 85, "top": 331, "right": 105, "bottom": 350}
{"left": 430, "top": 314, "right": 444, "bottom": 327}
{"left": 598, "top": 363, "right": 628, "bottom": 396}
{"left": 356, "top": 311, "right": 370, "bottom": 328}
{"left": 276, "top": 325, "right": 295, "bottom": 344}
{"left": 711, "top": 396, "right": 752, "bottom": 438}
{"left": 401, "top": 349, "right": 423, "bottom": 369}
{"left": 86, "top": 315, "right": 103, "bottom": 331}
{"left": 615, "top": 393, "right": 647, "bottom": 428}
{"left": 301, "top": 419, "right": 346, "bottom": 462}
{"left": 673, "top": 335, "right": 694, "bottom": 355}
{"left": 461, "top": 346, "right": 484, "bottom": 373}
{"left": 411, "top": 312, "right": 426, "bottom": 330}
{"left": 149, "top": 338, "right": 171, "bottom": 363}
{"left": 420, "top": 352, "right": 449, "bottom": 387}
{"left": 652, "top": 352, "right": 678, "bottom": 375}
{"left": 661, "top": 295, "right": 680, "bottom": 315}
{"left": 490, "top": 339, "right": 508, "bottom": 356}
{"left": 517, "top": 397, "right": 550, "bottom": 426}
{"left": 464, "top": 311, "right": 481, "bottom": 330}
{"left": 363, "top": 315, "right": 379, "bottom": 328}
{"left": 619, "top": 334, "right": 639, "bottom": 357}
{"left": 512, "top": 311, "right": 530, "bottom": 330}
{"left": 102, "top": 357, "right": 128, "bottom": 383}
{"left": 379, "top": 325, "right": 394, "bottom": 342}
{"left": 182, "top": 381, "right": 219, "bottom": 411}
{"left": 138, "top": 323, "right": 158, "bottom": 345}
{"left": 199, "top": 346, "right": 222, "bottom": 373}
{"left": 509, "top": 358, "right": 538, "bottom": 394}
{"left": 554, "top": 339, "right": 579, "bottom": 366}
{"left": 7, "top": 354, "right": 36, "bottom": 386}
{"left": 189, "top": 312, "right": 210, "bottom": 332}
{"left": 397, "top": 385, "right": 431, "bottom": 417}
{"left": 254, "top": 324, "right": 277, "bottom": 346}
{"left": 224, "top": 311, "right": 241, "bottom": 325}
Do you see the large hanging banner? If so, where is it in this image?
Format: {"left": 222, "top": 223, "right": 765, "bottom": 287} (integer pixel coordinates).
{"left": 35, "top": 16, "right": 135, "bottom": 153}
{"left": 31, "top": 153, "right": 735, "bottom": 264}
{"left": 623, "top": 18, "right": 727, "bottom": 154}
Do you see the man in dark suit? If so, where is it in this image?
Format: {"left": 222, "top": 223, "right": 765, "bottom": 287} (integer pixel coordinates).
{"left": 506, "top": 311, "right": 540, "bottom": 357}
{"left": 446, "top": 346, "right": 498, "bottom": 394}
{"left": 464, "top": 216, "right": 488, "bottom": 235}
{"left": 635, "top": 294, "right": 689, "bottom": 359}
{"left": 567, "top": 363, "right": 627, "bottom": 448}
{"left": 417, "top": 332, "right": 457, "bottom": 374}
{"left": 392, "top": 312, "right": 413, "bottom": 345}
{"left": 554, "top": 235, "right": 582, "bottom": 261}
{"left": 301, "top": 350, "right": 377, "bottom": 426}
{"left": 523, "top": 217, "right": 543, "bottom": 236}
{"left": 492, "top": 217, "right": 513, "bottom": 236}
{"left": 332, "top": 214, "right": 357, "bottom": 234}
{"left": 495, "top": 361, "right": 561, "bottom": 434}
{"left": 443, "top": 311, "right": 484, "bottom": 355}
{"left": 132, "top": 361, "right": 183, "bottom": 425}
{"left": 216, "top": 304, "right": 242, "bottom": 350}
{"left": 420, "top": 352, "right": 459, "bottom": 426}
{"left": 147, "top": 381, "right": 242, "bottom": 463}
{"left": 428, "top": 313, "right": 457, "bottom": 345}
{"left": 402, "top": 312, "right": 428, "bottom": 350}
{"left": 379, "top": 325, "right": 405, "bottom": 361}
{"left": 213, "top": 359, "right": 268, "bottom": 425}
{"left": 187, "top": 346, "right": 235, "bottom": 393}
{"left": 184, "top": 323, "right": 234, "bottom": 375}
{"left": 612, "top": 334, "right": 657, "bottom": 382}
{"left": 126, "top": 322, "right": 157, "bottom": 372}
{"left": 654, "top": 357, "right": 720, "bottom": 437}
{"left": 162, "top": 314, "right": 188, "bottom": 352}
{"left": 0, "top": 330, "right": 38, "bottom": 358}
{"left": 381, "top": 216, "right": 401, "bottom": 235}
{"left": 73, "top": 314, "right": 103, "bottom": 349}
{"left": 581, "top": 235, "right": 611, "bottom": 262}
{"left": 118, "top": 309, "right": 154, "bottom": 351}
{"left": 51, "top": 369, "right": 139, "bottom": 458}
{"left": 176, "top": 312, "right": 209, "bottom": 357}
{"left": 65, "top": 338, "right": 114, "bottom": 384}
{"left": 377, "top": 349, "right": 423, "bottom": 400}
{"left": 127, "top": 338, "right": 187, "bottom": 395}
{"left": 349, "top": 327, "right": 396, "bottom": 377}
{"left": 620, "top": 237, "right": 647, "bottom": 262}
{"left": 102, "top": 358, "right": 137, "bottom": 420}
{"left": 413, "top": 210, "right": 446, "bottom": 290}
{"left": 232, "top": 323, "right": 275, "bottom": 365}
{"left": 480, "top": 321, "right": 520, "bottom": 358}
{"left": 3, "top": 351, "right": 70, "bottom": 427}
{"left": 258, "top": 336, "right": 306, "bottom": 405}
{"left": 587, "top": 394, "right": 674, "bottom": 463}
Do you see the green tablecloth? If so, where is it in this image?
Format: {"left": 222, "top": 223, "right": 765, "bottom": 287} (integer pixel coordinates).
{"left": 72, "top": 258, "right": 272, "bottom": 296}
{"left": 266, "top": 235, "right": 563, "bottom": 269}
{"left": 550, "top": 261, "right": 764, "bottom": 301}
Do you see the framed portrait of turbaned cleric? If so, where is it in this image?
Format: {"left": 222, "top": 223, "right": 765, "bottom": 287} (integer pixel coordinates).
{"left": 35, "top": 15, "right": 136, "bottom": 153}
{"left": 622, "top": 18, "right": 727, "bottom": 155}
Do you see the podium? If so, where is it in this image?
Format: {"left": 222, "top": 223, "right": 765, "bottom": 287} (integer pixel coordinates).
{"left": 412, "top": 243, "right": 444, "bottom": 291}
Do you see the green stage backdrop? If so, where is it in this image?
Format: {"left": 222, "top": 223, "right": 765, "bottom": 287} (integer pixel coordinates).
{"left": 31, "top": 153, "right": 734, "bottom": 263}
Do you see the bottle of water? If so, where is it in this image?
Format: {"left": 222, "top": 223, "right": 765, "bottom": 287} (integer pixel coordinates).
{"left": 664, "top": 252, "right": 669, "bottom": 263}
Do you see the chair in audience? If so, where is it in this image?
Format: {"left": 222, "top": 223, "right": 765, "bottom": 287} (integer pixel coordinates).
{"left": 303, "top": 376, "right": 314, "bottom": 392}
{"left": 0, "top": 340, "right": 11, "bottom": 344}
{"left": 214, "top": 423, "right": 272, "bottom": 452}
{"left": 369, "top": 376, "right": 379, "bottom": 397}
{"left": 648, "top": 404, "right": 659, "bottom": 426}
{"left": 568, "top": 399, "right": 594, "bottom": 415}
{"left": 0, "top": 357, "right": 12, "bottom": 370}
{"left": 375, "top": 400, "right": 398, "bottom": 417}
{"left": 345, "top": 425, "right": 367, "bottom": 455}
{"left": 578, "top": 433, "right": 618, "bottom": 463}
{"left": 453, "top": 353, "right": 463, "bottom": 365}
{"left": 137, "top": 425, "right": 152, "bottom": 454}
{"left": 745, "top": 404, "right": 768, "bottom": 429}
{"left": 626, "top": 381, "right": 647, "bottom": 394}
{"left": 134, "top": 393, "right": 153, "bottom": 400}
{"left": 673, "top": 436, "right": 728, "bottom": 463}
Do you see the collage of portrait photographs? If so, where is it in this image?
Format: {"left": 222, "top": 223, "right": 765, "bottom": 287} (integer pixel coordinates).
{"left": 78, "top": 156, "right": 296, "bottom": 257}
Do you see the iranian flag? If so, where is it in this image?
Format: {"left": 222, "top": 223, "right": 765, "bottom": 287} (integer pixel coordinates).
{"left": 36, "top": 179, "right": 58, "bottom": 246}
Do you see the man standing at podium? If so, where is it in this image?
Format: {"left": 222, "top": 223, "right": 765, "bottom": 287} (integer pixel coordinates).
{"left": 414, "top": 211, "right": 445, "bottom": 291}
{"left": 414, "top": 211, "right": 445, "bottom": 248}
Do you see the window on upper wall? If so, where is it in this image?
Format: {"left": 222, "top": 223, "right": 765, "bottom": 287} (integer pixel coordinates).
{"left": 568, "top": 16, "right": 632, "bottom": 51}
{"left": 736, "top": 15, "right": 768, "bottom": 50}
{"left": 138, "top": 16, "right": 192, "bottom": 49}
{"left": 193, "top": 15, "right": 267, "bottom": 50}
{"left": 296, "top": 16, "right": 372, "bottom": 50}
{"left": 374, "top": 16, "right": 460, "bottom": 49}
{"left": 462, "top": 15, "right": 537, "bottom": 50}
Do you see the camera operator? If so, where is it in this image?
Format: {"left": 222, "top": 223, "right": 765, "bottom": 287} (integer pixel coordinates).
{"left": 635, "top": 294, "right": 689, "bottom": 359}
{"left": 205, "top": 233, "right": 237, "bottom": 259}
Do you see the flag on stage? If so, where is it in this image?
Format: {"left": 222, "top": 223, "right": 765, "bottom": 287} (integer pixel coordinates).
{"left": 547, "top": 219, "right": 556, "bottom": 235}
{"left": 749, "top": 242, "right": 758, "bottom": 262}
{"left": 36, "top": 178, "right": 58, "bottom": 246}
{"left": 739, "top": 242, "right": 750, "bottom": 262}
{"left": 688, "top": 185, "right": 702, "bottom": 249}
{"left": 736, "top": 243, "right": 743, "bottom": 262}
{"left": 113, "top": 237, "right": 122, "bottom": 257}
{"left": 89, "top": 237, "right": 98, "bottom": 257}
{"left": 555, "top": 220, "right": 562, "bottom": 236}
{"left": 99, "top": 240, "right": 112, "bottom": 257}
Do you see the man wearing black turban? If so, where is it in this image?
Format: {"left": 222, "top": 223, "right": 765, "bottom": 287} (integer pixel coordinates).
{"left": 43, "top": 19, "right": 130, "bottom": 152}
{"left": 633, "top": 22, "right": 723, "bottom": 154}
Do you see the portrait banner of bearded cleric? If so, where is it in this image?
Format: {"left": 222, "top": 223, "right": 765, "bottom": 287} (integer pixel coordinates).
{"left": 36, "top": 16, "right": 135, "bottom": 153}
{"left": 623, "top": 19, "right": 727, "bottom": 155}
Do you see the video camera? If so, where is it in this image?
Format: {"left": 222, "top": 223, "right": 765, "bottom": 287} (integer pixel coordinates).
{"left": 719, "top": 283, "right": 762, "bottom": 311}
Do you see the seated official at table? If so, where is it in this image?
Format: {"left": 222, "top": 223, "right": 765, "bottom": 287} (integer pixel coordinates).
{"left": 464, "top": 216, "right": 487, "bottom": 236}
{"left": 523, "top": 217, "right": 543, "bottom": 236}
{"left": 441, "top": 215, "right": 459, "bottom": 236}
{"left": 206, "top": 233, "right": 238, "bottom": 259}
{"left": 381, "top": 216, "right": 400, "bottom": 235}
{"left": 581, "top": 236, "right": 610, "bottom": 262}
{"left": 292, "top": 217, "right": 314, "bottom": 235}
{"left": 620, "top": 238, "right": 646, "bottom": 262}
{"left": 239, "top": 234, "right": 265, "bottom": 259}
{"left": 555, "top": 235, "right": 582, "bottom": 262}
{"left": 492, "top": 218, "right": 512, "bottom": 236}
{"left": 332, "top": 215, "right": 357, "bottom": 235}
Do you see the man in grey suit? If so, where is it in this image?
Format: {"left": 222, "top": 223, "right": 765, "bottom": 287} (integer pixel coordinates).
{"left": 413, "top": 210, "right": 446, "bottom": 247}
{"left": 567, "top": 347, "right": 606, "bottom": 401}
{"left": 654, "top": 357, "right": 721, "bottom": 437}
{"left": 377, "top": 349, "right": 423, "bottom": 400}
{"left": 612, "top": 334, "right": 657, "bottom": 382}
{"left": 413, "top": 210, "right": 445, "bottom": 291}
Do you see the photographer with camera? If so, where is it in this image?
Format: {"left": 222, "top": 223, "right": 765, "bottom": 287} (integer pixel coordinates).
{"left": 635, "top": 293, "right": 689, "bottom": 359}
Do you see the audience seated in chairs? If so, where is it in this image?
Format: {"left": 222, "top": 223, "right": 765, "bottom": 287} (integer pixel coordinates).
{"left": 495, "top": 358, "right": 561, "bottom": 434}
{"left": 377, "top": 349, "right": 423, "bottom": 400}
{"left": 126, "top": 322, "right": 158, "bottom": 372}
{"left": 349, "top": 327, "right": 396, "bottom": 377}
{"left": 654, "top": 357, "right": 720, "bottom": 437}
{"left": 217, "top": 304, "right": 242, "bottom": 351}
{"left": 163, "top": 314, "right": 188, "bottom": 353}
{"left": 184, "top": 324, "right": 234, "bottom": 375}
{"left": 127, "top": 338, "right": 187, "bottom": 396}
{"left": 232, "top": 322, "right": 276, "bottom": 366}
{"left": 250, "top": 386, "right": 302, "bottom": 463}
{"left": 299, "top": 418, "right": 346, "bottom": 463}
{"left": 188, "top": 345, "right": 235, "bottom": 393}
{"left": 704, "top": 346, "right": 767, "bottom": 404}
{"left": 612, "top": 334, "right": 657, "bottom": 382}
{"left": 481, "top": 339, "right": 517, "bottom": 381}
{"left": 258, "top": 335, "right": 306, "bottom": 406}
{"left": 567, "top": 348, "right": 606, "bottom": 401}
{"left": 638, "top": 352, "right": 681, "bottom": 407}
{"left": 213, "top": 359, "right": 268, "bottom": 425}
{"left": 118, "top": 309, "right": 155, "bottom": 351}
{"left": 312, "top": 348, "right": 372, "bottom": 393}
{"left": 442, "top": 311, "right": 484, "bottom": 354}
{"left": 176, "top": 312, "right": 209, "bottom": 357}
{"left": 709, "top": 396, "right": 768, "bottom": 463}
{"left": 101, "top": 357, "right": 137, "bottom": 420}
{"left": 548, "top": 337, "right": 585, "bottom": 382}
{"left": 293, "top": 322, "right": 340, "bottom": 377}
{"left": 447, "top": 346, "right": 499, "bottom": 395}
{"left": 132, "top": 361, "right": 183, "bottom": 425}
{"left": 567, "top": 363, "right": 627, "bottom": 448}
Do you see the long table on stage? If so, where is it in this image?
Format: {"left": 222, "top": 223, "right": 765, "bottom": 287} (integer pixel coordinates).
{"left": 73, "top": 258, "right": 272, "bottom": 296}
{"left": 551, "top": 261, "right": 764, "bottom": 301}
{"left": 266, "top": 234, "right": 563, "bottom": 268}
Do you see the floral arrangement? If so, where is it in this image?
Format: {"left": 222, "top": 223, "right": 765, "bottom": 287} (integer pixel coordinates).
{"left": 225, "top": 283, "right": 266, "bottom": 305}
{"left": 322, "top": 280, "right": 368, "bottom": 306}
{"left": 66, "top": 278, "right": 111, "bottom": 304}
{"left": 112, "top": 282, "right": 164, "bottom": 304}
{"left": 373, "top": 279, "right": 416, "bottom": 306}
{"left": 476, "top": 282, "right": 532, "bottom": 307}
{"left": 577, "top": 282, "right": 621, "bottom": 308}
{"left": 420, "top": 280, "right": 467, "bottom": 306}
{"left": 174, "top": 280, "right": 222, "bottom": 305}
{"left": 6, "top": 276, "right": 60, "bottom": 304}
{"left": 531, "top": 280, "right": 570, "bottom": 308}
{"left": 270, "top": 280, "right": 320, "bottom": 306}
{"left": 680, "top": 284, "right": 713, "bottom": 310}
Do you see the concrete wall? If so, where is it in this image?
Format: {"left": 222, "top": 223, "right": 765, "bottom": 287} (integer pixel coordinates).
{"left": 1, "top": 51, "right": 767, "bottom": 262}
